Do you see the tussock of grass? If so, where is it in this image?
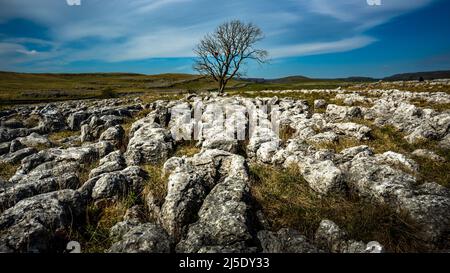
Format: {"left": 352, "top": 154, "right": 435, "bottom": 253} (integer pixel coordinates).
{"left": 71, "top": 204, "right": 125, "bottom": 253}
{"left": 279, "top": 125, "right": 296, "bottom": 144}
{"left": 313, "top": 125, "right": 410, "bottom": 154}
{"left": 412, "top": 150, "right": 450, "bottom": 188}
{"left": 314, "top": 108, "right": 326, "bottom": 114}
{"left": 77, "top": 161, "right": 99, "bottom": 186}
{"left": 100, "top": 87, "right": 118, "bottom": 99}
{"left": 142, "top": 164, "right": 168, "bottom": 207}
{"left": 48, "top": 130, "right": 79, "bottom": 144}
{"left": 69, "top": 193, "right": 139, "bottom": 253}
{"left": 173, "top": 141, "right": 201, "bottom": 157}
{"left": 0, "top": 162, "right": 18, "bottom": 181}
{"left": 250, "top": 164, "right": 428, "bottom": 252}
{"left": 23, "top": 115, "right": 41, "bottom": 128}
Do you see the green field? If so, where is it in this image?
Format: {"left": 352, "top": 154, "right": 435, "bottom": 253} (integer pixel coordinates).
{"left": 0, "top": 72, "right": 356, "bottom": 105}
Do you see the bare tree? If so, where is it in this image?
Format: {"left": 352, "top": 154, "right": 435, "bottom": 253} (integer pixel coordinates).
{"left": 194, "top": 20, "right": 268, "bottom": 94}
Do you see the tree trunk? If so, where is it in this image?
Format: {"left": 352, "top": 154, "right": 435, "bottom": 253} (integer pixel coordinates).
{"left": 218, "top": 81, "right": 226, "bottom": 94}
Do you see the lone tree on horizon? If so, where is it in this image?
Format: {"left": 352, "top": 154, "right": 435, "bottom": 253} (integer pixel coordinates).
{"left": 194, "top": 20, "right": 268, "bottom": 94}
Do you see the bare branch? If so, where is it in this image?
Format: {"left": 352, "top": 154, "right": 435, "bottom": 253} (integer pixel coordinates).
{"left": 193, "top": 20, "right": 268, "bottom": 93}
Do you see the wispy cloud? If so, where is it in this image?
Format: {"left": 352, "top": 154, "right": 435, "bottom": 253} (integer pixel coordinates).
{"left": 0, "top": 42, "right": 38, "bottom": 56}
{"left": 270, "top": 36, "right": 377, "bottom": 58}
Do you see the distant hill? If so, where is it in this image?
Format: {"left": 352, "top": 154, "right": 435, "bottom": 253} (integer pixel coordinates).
{"left": 337, "top": 76, "right": 377, "bottom": 82}
{"left": 383, "top": 70, "right": 450, "bottom": 81}
{"left": 241, "top": 75, "right": 310, "bottom": 84}
{"left": 243, "top": 75, "right": 378, "bottom": 83}
{"left": 243, "top": 70, "right": 450, "bottom": 83}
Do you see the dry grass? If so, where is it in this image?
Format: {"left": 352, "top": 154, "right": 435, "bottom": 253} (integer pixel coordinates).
{"left": 70, "top": 204, "right": 125, "bottom": 253}
{"left": 410, "top": 98, "right": 450, "bottom": 112}
{"left": 140, "top": 93, "right": 184, "bottom": 104}
{"left": 279, "top": 125, "right": 297, "bottom": 144}
{"left": 69, "top": 193, "right": 139, "bottom": 253}
{"left": 412, "top": 152, "right": 450, "bottom": 188}
{"left": 77, "top": 161, "right": 99, "bottom": 186}
{"left": 0, "top": 162, "right": 19, "bottom": 181}
{"left": 23, "top": 115, "right": 41, "bottom": 128}
{"left": 173, "top": 140, "right": 201, "bottom": 157}
{"left": 48, "top": 130, "right": 79, "bottom": 144}
{"left": 250, "top": 164, "right": 429, "bottom": 252}
{"left": 141, "top": 164, "right": 169, "bottom": 207}
{"left": 312, "top": 127, "right": 408, "bottom": 154}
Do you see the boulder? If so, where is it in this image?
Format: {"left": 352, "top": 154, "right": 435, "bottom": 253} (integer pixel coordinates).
{"left": 0, "top": 161, "right": 80, "bottom": 210}
{"left": 91, "top": 166, "right": 147, "bottom": 201}
{"left": 314, "top": 99, "right": 327, "bottom": 109}
{"left": 343, "top": 154, "right": 450, "bottom": 243}
{"left": 176, "top": 165, "right": 254, "bottom": 253}
{"left": 108, "top": 223, "right": 171, "bottom": 253}
{"left": 327, "top": 122, "right": 371, "bottom": 140}
{"left": 315, "top": 220, "right": 384, "bottom": 253}
{"left": 89, "top": 151, "right": 126, "bottom": 179}
{"left": 125, "top": 121, "right": 173, "bottom": 165}
{"left": 16, "top": 133, "right": 51, "bottom": 148}
{"left": 412, "top": 149, "right": 445, "bottom": 162}
{"left": 307, "top": 131, "right": 339, "bottom": 145}
{"left": 301, "top": 160, "right": 345, "bottom": 195}
{"left": 0, "top": 147, "right": 37, "bottom": 165}
{"left": 326, "top": 105, "right": 362, "bottom": 121}
{"left": 257, "top": 229, "right": 320, "bottom": 253}
{"left": 0, "top": 190, "right": 86, "bottom": 253}
{"left": 99, "top": 125, "right": 125, "bottom": 148}
{"left": 161, "top": 150, "right": 248, "bottom": 242}
{"left": 67, "top": 111, "right": 89, "bottom": 131}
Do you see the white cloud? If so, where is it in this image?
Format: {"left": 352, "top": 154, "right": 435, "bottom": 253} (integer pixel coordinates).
{"left": 307, "top": 0, "right": 434, "bottom": 29}
{"left": 17, "top": 49, "right": 38, "bottom": 55}
{"left": 270, "top": 36, "right": 377, "bottom": 58}
{"left": 0, "top": 42, "right": 38, "bottom": 56}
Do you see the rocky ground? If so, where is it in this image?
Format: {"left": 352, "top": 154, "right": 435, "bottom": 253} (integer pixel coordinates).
{"left": 0, "top": 81, "right": 449, "bottom": 253}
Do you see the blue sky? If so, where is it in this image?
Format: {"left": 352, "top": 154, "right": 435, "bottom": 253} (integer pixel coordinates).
{"left": 0, "top": 0, "right": 449, "bottom": 78}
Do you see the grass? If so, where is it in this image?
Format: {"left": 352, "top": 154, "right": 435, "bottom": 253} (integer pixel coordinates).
{"left": 0, "top": 162, "right": 19, "bottom": 181}
{"left": 232, "top": 78, "right": 353, "bottom": 92}
{"left": 141, "top": 164, "right": 169, "bottom": 208}
{"left": 0, "top": 72, "right": 239, "bottom": 105}
{"left": 77, "top": 161, "right": 99, "bottom": 186}
{"left": 0, "top": 71, "right": 369, "bottom": 106}
{"left": 412, "top": 151, "right": 450, "bottom": 188}
{"left": 69, "top": 192, "right": 139, "bottom": 253}
{"left": 48, "top": 130, "right": 80, "bottom": 145}
{"left": 23, "top": 115, "right": 41, "bottom": 128}
{"left": 100, "top": 87, "right": 118, "bottom": 99}
{"left": 279, "top": 125, "right": 296, "bottom": 144}
{"left": 70, "top": 203, "right": 126, "bottom": 253}
{"left": 313, "top": 124, "right": 409, "bottom": 154}
{"left": 249, "top": 164, "right": 429, "bottom": 252}
{"left": 410, "top": 98, "right": 450, "bottom": 112}
{"left": 173, "top": 140, "right": 201, "bottom": 157}
{"left": 69, "top": 160, "right": 167, "bottom": 253}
